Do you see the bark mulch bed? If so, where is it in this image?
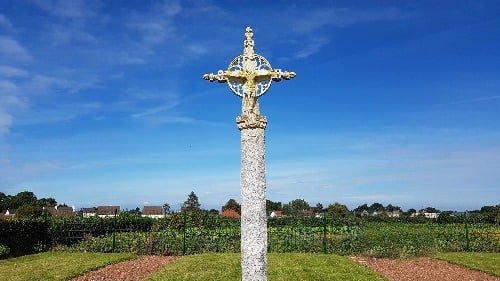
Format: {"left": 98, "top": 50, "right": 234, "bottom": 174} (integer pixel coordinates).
{"left": 72, "top": 255, "right": 178, "bottom": 281}
{"left": 351, "top": 256, "right": 500, "bottom": 281}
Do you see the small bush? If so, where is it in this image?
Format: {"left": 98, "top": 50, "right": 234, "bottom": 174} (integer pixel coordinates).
{"left": 0, "top": 244, "right": 10, "bottom": 258}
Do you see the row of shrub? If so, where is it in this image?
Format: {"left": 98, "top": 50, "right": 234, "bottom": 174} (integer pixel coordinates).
{"left": 67, "top": 222, "right": 499, "bottom": 258}
{"left": 1, "top": 213, "right": 499, "bottom": 257}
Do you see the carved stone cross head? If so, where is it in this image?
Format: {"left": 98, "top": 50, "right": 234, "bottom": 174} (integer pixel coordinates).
{"left": 203, "top": 26, "right": 296, "bottom": 129}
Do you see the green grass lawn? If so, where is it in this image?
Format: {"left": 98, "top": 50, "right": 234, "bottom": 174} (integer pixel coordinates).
{"left": 0, "top": 252, "right": 135, "bottom": 281}
{"left": 434, "top": 252, "right": 500, "bottom": 277}
{"left": 147, "top": 253, "right": 387, "bottom": 281}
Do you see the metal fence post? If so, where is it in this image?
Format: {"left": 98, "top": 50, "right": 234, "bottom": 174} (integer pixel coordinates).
{"left": 182, "top": 211, "right": 187, "bottom": 255}
{"left": 322, "top": 211, "right": 327, "bottom": 254}
{"left": 464, "top": 210, "right": 470, "bottom": 251}
{"left": 112, "top": 209, "right": 117, "bottom": 253}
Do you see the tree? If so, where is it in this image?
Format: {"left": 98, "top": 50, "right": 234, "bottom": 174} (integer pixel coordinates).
{"left": 283, "top": 199, "right": 310, "bottom": 216}
{"left": 162, "top": 203, "right": 171, "bottom": 214}
{"left": 208, "top": 209, "right": 219, "bottom": 215}
{"left": 222, "top": 199, "right": 241, "bottom": 214}
{"left": 0, "top": 192, "right": 9, "bottom": 212}
{"left": 406, "top": 208, "right": 417, "bottom": 216}
{"left": 38, "top": 197, "right": 57, "bottom": 207}
{"left": 327, "top": 202, "right": 349, "bottom": 217}
{"left": 422, "top": 207, "right": 439, "bottom": 213}
{"left": 181, "top": 191, "right": 201, "bottom": 212}
{"left": 9, "top": 191, "right": 38, "bottom": 209}
{"left": 354, "top": 204, "right": 369, "bottom": 214}
{"left": 266, "top": 200, "right": 282, "bottom": 214}
{"left": 16, "top": 204, "right": 43, "bottom": 218}
{"left": 369, "top": 202, "right": 384, "bottom": 213}
{"left": 385, "top": 204, "right": 401, "bottom": 212}
{"left": 311, "top": 203, "right": 324, "bottom": 214}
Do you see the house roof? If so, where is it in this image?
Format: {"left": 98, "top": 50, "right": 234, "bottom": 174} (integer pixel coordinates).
{"left": 82, "top": 207, "right": 97, "bottom": 213}
{"left": 271, "top": 210, "right": 284, "bottom": 217}
{"left": 97, "top": 206, "right": 120, "bottom": 215}
{"left": 142, "top": 206, "right": 164, "bottom": 216}
{"left": 46, "top": 206, "right": 75, "bottom": 217}
{"left": 222, "top": 209, "right": 240, "bottom": 218}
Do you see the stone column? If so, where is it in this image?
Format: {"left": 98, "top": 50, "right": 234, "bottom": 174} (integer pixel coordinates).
{"left": 239, "top": 119, "right": 267, "bottom": 281}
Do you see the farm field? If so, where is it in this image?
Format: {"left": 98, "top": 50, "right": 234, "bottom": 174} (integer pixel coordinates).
{"left": 0, "top": 252, "right": 134, "bottom": 281}
{"left": 434, "top": 252, "right": 500, "bottom": 277}
{"left": 147, "top": 253, "right": 387, "bottom": 281}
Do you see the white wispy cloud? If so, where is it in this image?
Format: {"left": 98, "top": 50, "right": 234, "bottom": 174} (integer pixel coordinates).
{"left": 280, "top": 6, "right": 410, "bottom": 59}
{"left": 30, "top": 0, "right": 100, "bottom": 19}
{"left": 0, "top": 111, "right": 12, "bottom": 136}
{"left": 291, "top": 6, "right": 409, "bottom": 32}
{"left": 0, "top": 14, "right": 13, "bottom": 31}
{"left": 294, "top": 37, "right": 328, "bottom": 59}
{"left": 0, "top": 65, "right": 29, "bottom": 78}
{"left": 29, "top": 74, "right": 95, "bottom": 94}
{"left": 0, "top": 36, "right": 32, "bottom": 61}
{"left": 46, "top": 24, "right": 97, "bottom": 45}
{"left": 450, "top": 95, "right": 500, "bottom": 105}
{"left": 0, "top": 79, "right": 18, "bottom": 93}
{"left": 126, "top": 1, "right": 182, "bottom": 48}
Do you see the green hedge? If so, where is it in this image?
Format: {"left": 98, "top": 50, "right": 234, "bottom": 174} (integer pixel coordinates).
{"left": 0, "top": 219, "right": 50, "bottom": 255}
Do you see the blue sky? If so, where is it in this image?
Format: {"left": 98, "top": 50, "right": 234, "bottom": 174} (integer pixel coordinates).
{"left": 0, "top": 0, "right": 499, "bottom": 211}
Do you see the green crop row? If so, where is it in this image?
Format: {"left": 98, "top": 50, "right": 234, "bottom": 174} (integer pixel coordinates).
{"left": 68, "top": 222, "right": 499, "bottom": 257}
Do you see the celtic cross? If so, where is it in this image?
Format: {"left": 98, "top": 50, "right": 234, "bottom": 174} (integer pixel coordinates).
{"left": 203, "top": 26, "right": 296, "bottom": 130}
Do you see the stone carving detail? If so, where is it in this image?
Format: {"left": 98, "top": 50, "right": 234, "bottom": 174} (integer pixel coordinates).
{"left": 203, "top": 26, "right": 296, "bottom": 130}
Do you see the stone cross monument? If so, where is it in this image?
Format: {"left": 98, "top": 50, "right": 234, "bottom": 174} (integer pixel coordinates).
{"left": 203, "top": 26, "right": 295, "bottom": 281}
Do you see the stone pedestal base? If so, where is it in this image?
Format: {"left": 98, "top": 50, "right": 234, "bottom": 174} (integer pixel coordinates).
{"left": 240, "top": 127, "right": 267, "bottom": 281}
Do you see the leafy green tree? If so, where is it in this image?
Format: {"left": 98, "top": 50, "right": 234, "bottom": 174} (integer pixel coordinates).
{"left": 9, "top": 191, "right": 38, "bottom": 209}
{"left": 327, "top": 202, "right": 349, "bottom": 217}
{"left": 422, "top": 207, "right": 439, "bottom": 213}
{"left": 385, "top": 204, "right": 401, "bottom": 212}
{"left": 38, "top": 197, "right": 57, "bottom": 207}
{"left": 208, "top": 209, "right": 219, "bottom": 215}
{"left": 406, "top": 208, "right": 417, "bottom": 216}
{"left": 283, "top": 199, "right": 310, "bottom": 216}
{"left": 0, "top": 192, "right": 9, "bottom": 212}
{"left": 16, "top": 204, "right": 43, "bottom": 218}
{"left": 222, "top": 199, "right": 241, "bottom": 214}
{"left": 311, "top": 203, "right": 324, "bottom": 213}
{"left": 181, "top": 191, "right": 201, "bottom": 212}
{"left": 266, "top": 200, "right": 282, "bottom": 214}
{"left": 369, "top": 202, "right": 384, "bottom": 213}
{"left": 354, "top": 203, "right": 369, "bottom": 214}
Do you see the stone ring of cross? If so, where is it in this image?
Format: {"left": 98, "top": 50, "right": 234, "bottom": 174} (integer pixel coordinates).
{"left": 226, "top": 54, "right": 273, "bottom": 98}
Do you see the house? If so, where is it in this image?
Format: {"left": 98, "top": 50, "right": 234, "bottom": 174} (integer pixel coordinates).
{"left": 141, "top": 206, "right": 165, "bottom": 219}
{"left": 97, "top": 206, "right": 120, "bottom": 218}
{"left": 387, "top": 210, "right": 401, "bottom": 218}
{"left": 222, "top": 209, "right": 240, "bottom": 218}
{"left": 3, "top": 209, "right": 16, "bottom": 217}
{"left": 269, "top": 210, "right": 284, "bottom": 218}
{"left": 45, "top": 206, "right": 75, "bottom": 217}
{"left": 423, "top": 212, "right": 439, "bottom": 219}
{"left": 81, "top": 207, "right": 97, "bottom": 217}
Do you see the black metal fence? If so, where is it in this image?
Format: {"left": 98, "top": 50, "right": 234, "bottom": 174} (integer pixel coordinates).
{"left": 46, "top": 212, "right": 499, "bottom": 257}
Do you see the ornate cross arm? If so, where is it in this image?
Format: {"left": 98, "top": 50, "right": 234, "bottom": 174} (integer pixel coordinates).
{"left": 203, "top": 70, "right": 228, "bottom": 83}
{"left": 270, "top": 69, "right": 296, "bottom": 82}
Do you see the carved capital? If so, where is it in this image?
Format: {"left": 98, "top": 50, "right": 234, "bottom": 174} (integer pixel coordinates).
{"left": 236, "top": 113, "right": 267, "bottom": 130}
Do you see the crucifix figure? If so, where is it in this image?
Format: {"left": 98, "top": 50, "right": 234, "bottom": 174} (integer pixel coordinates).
{"left": 203, "top": 26, "right": 296, "bottom": 281}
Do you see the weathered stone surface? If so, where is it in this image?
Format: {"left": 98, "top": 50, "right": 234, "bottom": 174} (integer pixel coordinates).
{"left": 241, "top": 127, "right": 267, "bottom": 281}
